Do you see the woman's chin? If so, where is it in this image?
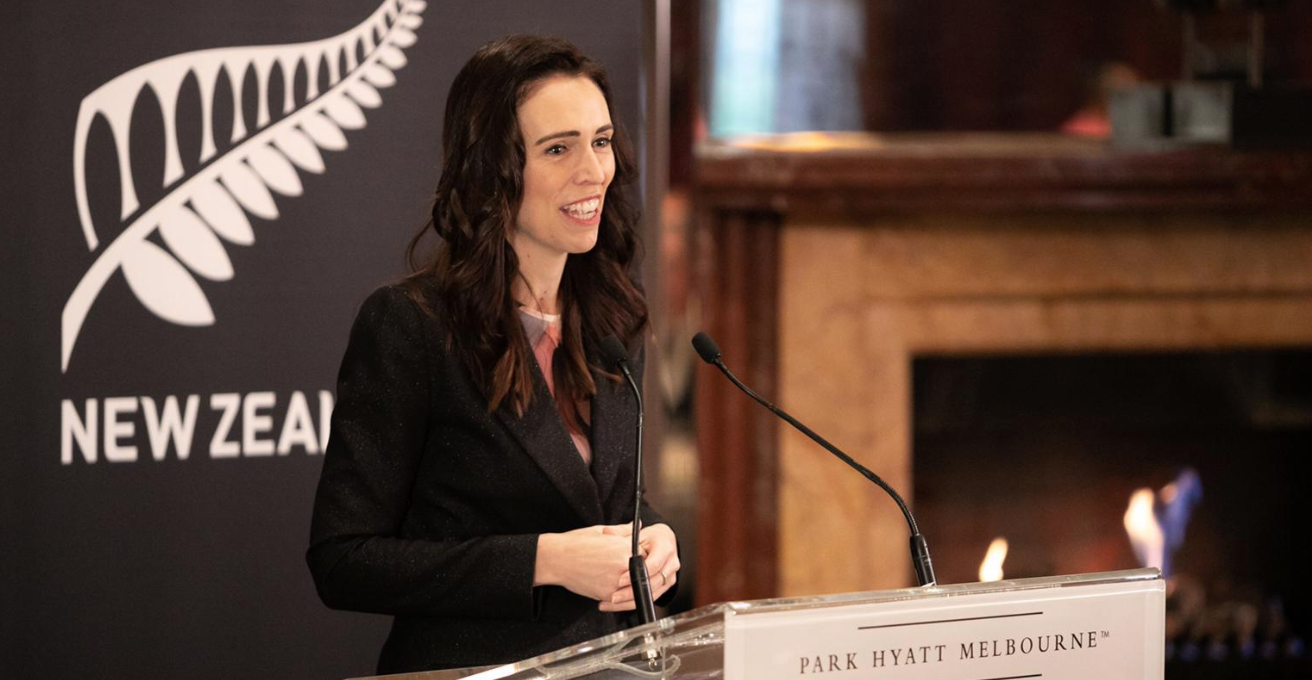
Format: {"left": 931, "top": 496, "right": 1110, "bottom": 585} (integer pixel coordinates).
{"left": 567, "top": 231, "right": 600, "bottom": 254}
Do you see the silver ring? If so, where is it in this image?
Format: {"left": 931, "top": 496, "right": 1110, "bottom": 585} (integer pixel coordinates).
{"left": 660, "top": 571, "right": 668, "bottom": 586}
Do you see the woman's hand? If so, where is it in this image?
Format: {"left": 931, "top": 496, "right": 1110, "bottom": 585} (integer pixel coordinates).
{"left": 598, "top": 523, "right": 680, "bottom": 612}
{"left": 534, "top": 525, "right": 632, "bottom": 602}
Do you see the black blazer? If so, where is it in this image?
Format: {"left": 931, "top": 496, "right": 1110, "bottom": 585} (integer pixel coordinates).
{"left": 307, "top": 284, "right": 668, "bottom": 674}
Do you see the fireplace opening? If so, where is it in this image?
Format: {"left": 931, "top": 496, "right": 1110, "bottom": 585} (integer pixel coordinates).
{"left": 913, "top": 350, "right": 1311, "bottom": 671}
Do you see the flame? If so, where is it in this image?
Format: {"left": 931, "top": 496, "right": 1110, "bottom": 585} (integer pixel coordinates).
{"left": 1123, "top": 488, "right": 1164, "bottom": 571}
{"left": 978, "top": 537, "right": 1009, "bottom": 582}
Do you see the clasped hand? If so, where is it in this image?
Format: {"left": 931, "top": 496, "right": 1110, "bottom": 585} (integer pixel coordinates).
{"left": 535, "top": 523, "right": 679, "bottom": 611}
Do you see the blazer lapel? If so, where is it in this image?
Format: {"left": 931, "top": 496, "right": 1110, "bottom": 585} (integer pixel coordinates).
{"left": 588, "top": 337, "right": 639, "bottom": 522}
{"left": 494, "top": 357, "right": 604, "bottom": 526}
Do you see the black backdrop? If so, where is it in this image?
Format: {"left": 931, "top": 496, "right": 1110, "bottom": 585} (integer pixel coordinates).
{"left": 1, "top": 2, "right": 644, "bottom": 678}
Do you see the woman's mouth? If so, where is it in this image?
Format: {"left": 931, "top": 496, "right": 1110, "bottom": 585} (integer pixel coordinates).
{"left": 561, "top": 197, "right": 601, "bottom": 222}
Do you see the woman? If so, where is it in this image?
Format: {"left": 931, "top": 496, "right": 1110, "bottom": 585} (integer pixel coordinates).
{"left": 307, "top": 35, "right": 680, "bottom": 674}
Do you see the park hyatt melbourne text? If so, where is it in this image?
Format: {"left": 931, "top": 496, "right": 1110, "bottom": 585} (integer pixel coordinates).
{"left": 798, "top": 630, "right": 1102, "bottom": 674}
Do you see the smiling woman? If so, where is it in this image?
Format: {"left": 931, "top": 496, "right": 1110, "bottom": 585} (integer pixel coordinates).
{"left": 306, "top": 35, "right": 680, "bottom": 675}
{"left": 514, "top": 75, "right": 617, "bottom": 287}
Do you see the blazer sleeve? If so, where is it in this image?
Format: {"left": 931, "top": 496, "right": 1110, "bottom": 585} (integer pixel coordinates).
{"left": 306, "top": 286, "right": 540, "bottom": 621}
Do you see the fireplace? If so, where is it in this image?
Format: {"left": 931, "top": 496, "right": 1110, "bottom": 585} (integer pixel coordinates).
{"left": 914, "top": 351, "right": 1312, "bottom": 586}
{"left": 694, "top": 133, "right": 1312, "bottom": 612}
{"left": 913, "top": 351, "right": 1311, "bottom": 672}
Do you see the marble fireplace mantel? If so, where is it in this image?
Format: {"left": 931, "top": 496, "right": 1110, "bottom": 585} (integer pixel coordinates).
{"left": 691, "top": 132, "right": 1312, "bottom": 605}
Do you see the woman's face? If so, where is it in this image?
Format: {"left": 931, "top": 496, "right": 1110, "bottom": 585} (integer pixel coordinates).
{"left": 513, "top": 74, "right": 615, "bottom": 262}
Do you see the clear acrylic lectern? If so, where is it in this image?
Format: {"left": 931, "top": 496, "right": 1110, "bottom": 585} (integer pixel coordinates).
{"left": 353, "top": 568, "right": 1165, "bottom": 680}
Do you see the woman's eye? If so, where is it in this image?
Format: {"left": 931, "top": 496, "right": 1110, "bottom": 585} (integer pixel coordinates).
{"left": 593, "top": 137, "right": 612, "bottom": 149}
{"left": 546, "top": 144, "right": 567, "bottom": 155}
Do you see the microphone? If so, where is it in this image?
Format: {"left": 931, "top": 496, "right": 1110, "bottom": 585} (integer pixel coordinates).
{"left": 599, "top": 335, "right": 658, "bottom": 624}
{"left": 691, "top": 332, "right": 937, "bottom": 587}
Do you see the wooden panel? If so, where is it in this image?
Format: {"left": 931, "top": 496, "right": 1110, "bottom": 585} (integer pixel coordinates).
{"left": 693, "top": 210, "right": 780, "bottom": 605}
{"left": 697, "top": 133, "right": 1312, "bottom": 213}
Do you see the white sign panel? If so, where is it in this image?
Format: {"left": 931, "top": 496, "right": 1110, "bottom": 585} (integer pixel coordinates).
{"left": 725, "top": 579, "right": 1165, "bottom": 680}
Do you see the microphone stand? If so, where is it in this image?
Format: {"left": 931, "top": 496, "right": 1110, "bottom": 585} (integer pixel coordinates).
{"left": 693, "top": 332, "right": 937, "bottom": 587}
{"left": 619, "top": 365, "right": 658, "bottom": 625}
{"left": 599, "top": 336, "right": 664, "bottom": 671}
{"left": 599, "top": 336, "right": 658, "bottom": 623}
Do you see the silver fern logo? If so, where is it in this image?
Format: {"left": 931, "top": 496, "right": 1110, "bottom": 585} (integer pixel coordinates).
{"left": 61, "top": 0, "right": 426, "bottom": 372}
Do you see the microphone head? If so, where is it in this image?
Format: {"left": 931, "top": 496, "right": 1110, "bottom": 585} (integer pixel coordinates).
{"left": 691, "top": 332, "right": 722, "bottom": 364}
{"left": 599, "top": 335, "right": 629, "bottom": 368}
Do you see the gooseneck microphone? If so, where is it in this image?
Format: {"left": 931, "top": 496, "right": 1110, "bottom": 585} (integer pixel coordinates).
{"left": 599, "top": 335, "right": 658, "bottom": 624}
{"left": 691, "top": 332, "right": 937, "bottom": 587}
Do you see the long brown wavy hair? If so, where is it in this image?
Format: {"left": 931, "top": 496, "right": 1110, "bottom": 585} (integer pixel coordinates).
{"left": 402, "top": 35, "right": 648, "bottom": 430}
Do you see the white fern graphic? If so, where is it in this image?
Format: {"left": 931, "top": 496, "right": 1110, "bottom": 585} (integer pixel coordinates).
{"left": 62, "top": 0, "right": 426, "bottom": 372}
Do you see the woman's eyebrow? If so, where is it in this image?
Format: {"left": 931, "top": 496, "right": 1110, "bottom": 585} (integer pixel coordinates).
{"left": 533, "top": 124, "right": 614, "bottom": 146}
{"left": 534, "top": 130, "right": 579, "bottom": 146}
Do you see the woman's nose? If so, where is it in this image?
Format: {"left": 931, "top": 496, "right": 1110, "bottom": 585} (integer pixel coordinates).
{"left": 574, "top": 147, "right": 606, "bottom": 184}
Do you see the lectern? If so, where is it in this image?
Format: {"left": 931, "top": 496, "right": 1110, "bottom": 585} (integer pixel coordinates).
{"left": 354, "top": 568, "right": 1164, "bottom": 680}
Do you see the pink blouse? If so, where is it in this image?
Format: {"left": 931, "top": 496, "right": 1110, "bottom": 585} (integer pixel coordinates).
{"left": 521, "top": 309, "right": 592, "bottom": 465}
